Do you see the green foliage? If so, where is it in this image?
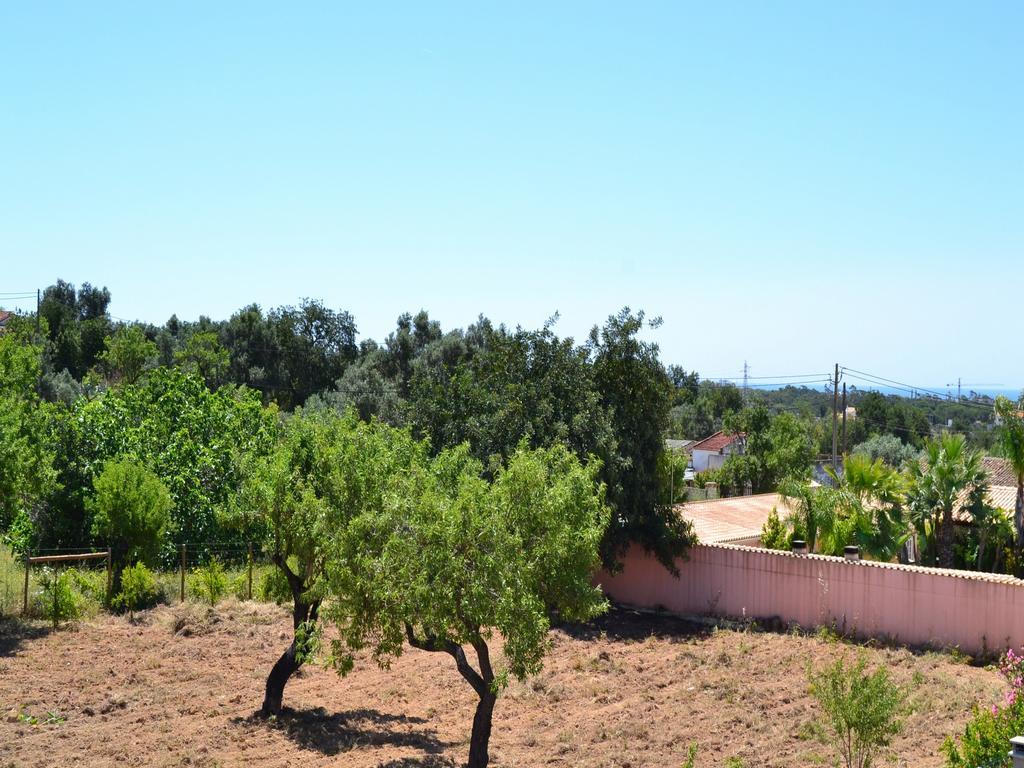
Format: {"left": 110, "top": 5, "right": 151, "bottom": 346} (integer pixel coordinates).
{"left": 39, "top": 280, "right": 112, "bottom": 380}
{"left": 98, "top": 325, "right": 157, "bottom": 385}
{"left": 854, "top": 391, "right": 932, "bottom": 449}
{"left": 589, "top": 309, "right": 692, "bottom": 573}
{"left": 669, "top": 379, "right": 743, "bottom": 440}
{"left": 49, "top": 367, "right": 276, "bottom": 552}
{"left": 115, "top": 562, "right": 158, "bottom": 618}
{"left": 719, "top": 404, "right": 815, "bottom": 495}
{"left": 994, "top": 396, "right": 1024, "bottom": 569}
{"left": 34, "top": 567, "right": 80, "bottom": 628}
{"left": 174, "top": 331, "right": 230, "bottom": 389}
{"left": 780, "top": 455, "right": 907, "bottom": 560}
{"left": 657, "top": 447, "right": 691, "bottom": 505}
{"left": 220, "top": 300, "right": 358, "bottom": 410}
{"left": 906, "top": 434, "right": 989, "bottom": 568}
{"left": 0, "top": 543, "right": 23, "bottom": 615}
{"left": 852, "top": 434, "right": 920, "bottom": 469}
{"left": 193, "top": 556, "right": 228, "bottom": 606}
{"left": 256, "top": 564, "right": 291, "bottom": 605}
{"left": 0, "top": 323, "right": 58, "bottom": 547}
{"left": 760, "top": 507, "right": 791, "bottom": 550}
{"left": 66, "top": 567, "right": 107, "bottom": 607}
{"left": 680, "top": 743, "right": 698, "bottom": 768}
{"left": 943, "top": 700, "right": 1020, "bottom": 768}
{"left": 943, "top": 648, "right": 1024, "bottom": 768}
{"left": 321, "top": 441, "right": 610, "bottom": 767}
{"left": 808, "top": 654, "right": 907, "bottom": 768}
{"left": 88, "top": 458, "right": 172, "bottom": 569}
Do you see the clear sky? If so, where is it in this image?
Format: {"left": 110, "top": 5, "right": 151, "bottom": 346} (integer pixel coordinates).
{"left": 1, "top": 2, "right": 1021, "bottom": 387}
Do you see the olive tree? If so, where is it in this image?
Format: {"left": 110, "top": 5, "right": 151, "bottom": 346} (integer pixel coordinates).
{"left": 323, "top": 442, "right": 610, "bottom": 768}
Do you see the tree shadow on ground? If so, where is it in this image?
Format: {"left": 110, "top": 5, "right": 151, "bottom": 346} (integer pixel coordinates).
{"left": 557, "top": 604, "right": 713, "bottom": 644}
{"left": 239, "top": 706, "right": 453, "bottom": 757}
{"left": 0, "top": 616, "right": 52, "bottom": 657}
{"left": 375, "top": 758, "right": 456, "bottom": 768}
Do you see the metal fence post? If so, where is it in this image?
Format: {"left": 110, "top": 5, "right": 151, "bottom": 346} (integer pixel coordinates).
{"left": 247, "top": 543, "right": 253, "bottom": 601}
{"left": 180, "top": 544, "right": 186, "bottom": 603}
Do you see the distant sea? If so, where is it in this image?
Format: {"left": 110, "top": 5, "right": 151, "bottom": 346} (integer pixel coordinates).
{"left": 858, "top": 386, "right": 1023, "bottom": 401}
{"left": 757, "top": 383, "right": 1023, "bottom": 400}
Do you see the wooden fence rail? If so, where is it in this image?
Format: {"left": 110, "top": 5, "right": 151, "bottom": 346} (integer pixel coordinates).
{"left": 23, "top": 549, "right": 112, "bottom": 614}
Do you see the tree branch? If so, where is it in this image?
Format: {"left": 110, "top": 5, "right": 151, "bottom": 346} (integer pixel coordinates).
{"left": 404, "top": 623, "right": 488, "bottom": 698}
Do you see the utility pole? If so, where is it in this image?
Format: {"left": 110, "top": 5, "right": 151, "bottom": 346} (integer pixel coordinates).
{"left": 841, "top": 382, "right": 847, "bottom": 458}
{"left": 35, "top": 289, "right": 40, "bottom": 337}
{"left": 832, "top": 364, "right": 839, "bottom": 472}
{"left": 742, "top": 360, "right": 749, "bottom": 400}
{"left": 958, "top": 377, "right": 961, "bottom": 401}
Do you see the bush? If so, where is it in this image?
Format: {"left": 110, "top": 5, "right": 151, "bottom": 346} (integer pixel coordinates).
{"left": 34, "top": 568, "right": 80, "bottom": 628}
{"left": 944, "top": 648, "right": 1024, "bottom": 768}
{"left": 256, "top": 565, "right": 291, "bottom": 605}
{"left": 88, "top": 458, "right": 172, "bottom": 571}
{"left": 115, "top": 562, "right": 158, "bottom": 619}
{"left": 809, "top": 654, "right": 907, "bottom": 768}
{"left": 760, "top": 506, "right": 791, "bottom": 550}
{"left": 193, "top": 556, "right": 227, "bottom": 606}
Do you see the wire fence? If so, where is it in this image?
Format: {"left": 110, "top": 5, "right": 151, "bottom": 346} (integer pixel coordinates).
{"left": 0, "top": 542, "right": 281, "bottom": 619}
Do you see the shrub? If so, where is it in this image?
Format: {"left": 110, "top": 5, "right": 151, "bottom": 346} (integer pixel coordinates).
{"left": 34, "top": 567, "right": 80, "bottom": 628}
{"left": 115, "top": 562, "right": 158, "bottom": 619}
{"left": 944, "top": 648, "right": 1024, "bottom": 768}
{"left": 88, "top": 458, "right": 172, "bottom": 596}
{"left": 229, "top": 568, "right": 250, "bottom": 601}
{"left": 808, "top": 654, "right": 907, "bottom": 768}
{"left": 193, "top": 556, "right": 227, "bottom": 606}
{"left": 760, "top": 506, "right": 791, "bottom": 550}
{"left": 256, "top": 565, "right": 291, "bottom": 605}
{"left": 64, "top": 567, "right": 108, "bottom": 617}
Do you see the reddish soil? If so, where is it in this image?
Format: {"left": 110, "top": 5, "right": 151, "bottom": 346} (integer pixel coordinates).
{"left": 0, "top": 601, "right": 1005, "bottom": 767}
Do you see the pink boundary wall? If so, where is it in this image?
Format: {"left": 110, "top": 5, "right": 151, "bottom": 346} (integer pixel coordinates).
{"left": 598, "top": 544, "right": 1024, "bottom": 653}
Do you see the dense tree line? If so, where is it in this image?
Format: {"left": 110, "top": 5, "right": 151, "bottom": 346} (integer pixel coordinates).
{"left": 1, "top": 280, "right": 694, "bottom": 575}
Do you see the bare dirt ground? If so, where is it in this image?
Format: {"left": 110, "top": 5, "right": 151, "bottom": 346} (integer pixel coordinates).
{"left": 0, "top": 601, "right": 1005, "bottom": 768}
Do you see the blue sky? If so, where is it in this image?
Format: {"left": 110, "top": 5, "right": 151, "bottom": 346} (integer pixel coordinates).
{"left": 1, "top": 2, "right": 1021, "bottom": 387}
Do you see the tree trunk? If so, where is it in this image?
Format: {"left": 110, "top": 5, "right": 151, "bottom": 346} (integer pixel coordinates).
{"left": 939, "top": 507, "right": 955, "bottom": 569}
{"left": 467, "top": 691, "right": 497, "bottom": 768}
{"left": 261, "top": 594, "right": 319, "bottom": 716}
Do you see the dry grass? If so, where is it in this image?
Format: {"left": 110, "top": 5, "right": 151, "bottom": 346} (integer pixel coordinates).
{"left": 0, "top": 605, "right": 1004, "bottom": 767}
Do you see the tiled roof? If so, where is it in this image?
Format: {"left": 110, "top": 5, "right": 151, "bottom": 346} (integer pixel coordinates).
{"left": 689, "top": 431, "right": 743, "bottom": 453}
{"left": 988, "top": 486, "right": 1020, "bottom": 512}
{"left": 983, "top": 457, "right": 1019, "bottom": 487}
{"left": 0, "top": 311, "right": 11, "bottom": 325}
{"left": 677, "top": 493, "right": 789, "bottom": 545}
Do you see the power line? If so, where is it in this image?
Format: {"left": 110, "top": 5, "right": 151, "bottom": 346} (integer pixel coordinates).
{"left": 703, "top": 372, "right": 828, "bottom": 381}
{"left": 841, "top": 368, "right": 996, "bottom": 412}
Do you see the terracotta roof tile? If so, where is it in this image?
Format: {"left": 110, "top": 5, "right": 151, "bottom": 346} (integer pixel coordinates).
{"left": 676, "top": 493, "right": 788, "bottom": 545}
{"left": 689, "top": 431, "right": 744, "bottom": 453}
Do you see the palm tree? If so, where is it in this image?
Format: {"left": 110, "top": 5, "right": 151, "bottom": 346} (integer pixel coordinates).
{"left": 841, "top": 453, "right": 907, "bottom": 561}
{"left": 995, "top": 396, "right": 1024, "bottom": 573}
{"left": 905, "top": 434, "right": 987, "bottom": 569}
{"left": 778, "top": 455, "right": 905, "bottom": 559}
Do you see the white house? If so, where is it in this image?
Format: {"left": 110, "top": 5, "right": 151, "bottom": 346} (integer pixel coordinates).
{"left": 688, "top": 431, "right": 745, "bottom": 473}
